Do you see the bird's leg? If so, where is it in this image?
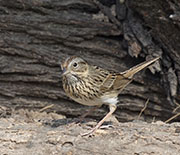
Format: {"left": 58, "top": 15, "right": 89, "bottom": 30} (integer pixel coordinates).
{"left": 78, "top": 106, "right": 100, "bottom": 123}
{"left": 81, "top": 104, "right": 117, "bottom": 136}
{"left": 68, "top": 106, "right": 100, "bottom": 128}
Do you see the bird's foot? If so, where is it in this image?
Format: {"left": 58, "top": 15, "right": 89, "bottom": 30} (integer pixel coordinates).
{"left": 81, "top": 126, "right": 98, "bottom": 136}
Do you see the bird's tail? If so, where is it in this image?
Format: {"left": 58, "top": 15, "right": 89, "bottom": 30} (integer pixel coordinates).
{"left": 122, "top": 57, "right": 160, "bottom": 78}
{"left": 100, "top": 57, "right": 160, "bottom": 93}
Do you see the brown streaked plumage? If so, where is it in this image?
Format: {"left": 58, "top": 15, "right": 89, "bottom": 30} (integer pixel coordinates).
{"left": 61, "top": 56, "right": 160, "bottom": 136}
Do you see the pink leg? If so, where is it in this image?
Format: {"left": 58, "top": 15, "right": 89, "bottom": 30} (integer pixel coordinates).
{"left": 68, "top": 106, "right": 100, "bottom": 128}
{"left": 78, "top": 106, "right": 100, "bottom": 122}
{"left": 81, "top": 104, "right": 117, "bottom": 136}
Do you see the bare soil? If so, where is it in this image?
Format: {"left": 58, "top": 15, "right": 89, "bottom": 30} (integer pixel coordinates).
{"left": 0, "top": 106, "right": 180, "bottom": 155}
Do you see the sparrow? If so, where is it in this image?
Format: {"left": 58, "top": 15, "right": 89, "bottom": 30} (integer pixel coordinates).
{"left": 61, "top": 56, "right": 160, "bottom": 135}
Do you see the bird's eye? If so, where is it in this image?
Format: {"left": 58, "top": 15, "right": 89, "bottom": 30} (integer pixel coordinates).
{"left": 73, "top": 62, "right": 78, "bottom": 67}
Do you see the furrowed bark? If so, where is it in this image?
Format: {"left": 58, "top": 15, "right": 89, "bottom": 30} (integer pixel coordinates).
{"left": 0, "top": 0, "right": 180, "bottom": 122}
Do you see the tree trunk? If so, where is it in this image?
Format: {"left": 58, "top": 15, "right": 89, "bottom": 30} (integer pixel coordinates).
{"left": 0, "top": 0, "right": 180, "bottom": 122}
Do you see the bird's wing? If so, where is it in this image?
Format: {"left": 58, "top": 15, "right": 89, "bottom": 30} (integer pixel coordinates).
{"left": 100, "top": 57, "right": 160, "bottom": 93}
{"left": 100, "top": 74, "right": 116, "bottom": 91}
{"left": 100, "top": 73, "right": 132, "bottom": 93}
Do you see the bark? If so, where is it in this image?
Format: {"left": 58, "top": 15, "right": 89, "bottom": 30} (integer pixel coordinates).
{"left": 0, "top": 0, "right": 180, "bottom": 122}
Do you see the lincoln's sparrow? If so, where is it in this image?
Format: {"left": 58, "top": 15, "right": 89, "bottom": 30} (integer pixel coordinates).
{"left": 61, "top": 56, "right": 159, "bottom": 136}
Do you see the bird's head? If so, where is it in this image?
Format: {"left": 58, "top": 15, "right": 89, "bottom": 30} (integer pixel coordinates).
{"left": 61, "top": 56, "right": 89, "bottom": 82}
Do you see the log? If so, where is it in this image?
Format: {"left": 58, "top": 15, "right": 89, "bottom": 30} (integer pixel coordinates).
{"left": 0, "top": 0, "right": 180, "bottom": 122}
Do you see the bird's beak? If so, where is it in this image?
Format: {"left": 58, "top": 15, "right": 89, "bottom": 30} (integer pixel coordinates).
{"left": 61, "top": 68, "right": 69, "bottom": 77}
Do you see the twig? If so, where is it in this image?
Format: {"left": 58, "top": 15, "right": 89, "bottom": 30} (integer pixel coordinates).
{"left": 152, "top": 116, "right": 156, "bottom": 123}
{"left": 137, "top": 99, "right": 149, "bottom": 120}
{"left": 165, "top": 112, "right": 180, "bottom": 123}
{"left": 39, "top": 104, "right": 54, "bottom": 112}
{"left": 173, "top": 105, "right": 180, "bottom": 113}
{"left": 173, "top": 100, "right": 180, "bottom": 113}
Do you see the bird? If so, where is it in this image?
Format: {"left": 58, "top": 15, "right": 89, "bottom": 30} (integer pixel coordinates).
{"left": 61, "top": 56, "right": 160, "bottom": 136}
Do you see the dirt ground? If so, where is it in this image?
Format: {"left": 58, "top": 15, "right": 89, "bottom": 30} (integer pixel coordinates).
{"left": 0, "top": 107, "right": 180, "bottom": 155}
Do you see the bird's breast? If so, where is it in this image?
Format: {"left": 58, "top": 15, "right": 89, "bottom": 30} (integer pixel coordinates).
{"left": 62, "top": 76, "right": 103, "bottom": 106}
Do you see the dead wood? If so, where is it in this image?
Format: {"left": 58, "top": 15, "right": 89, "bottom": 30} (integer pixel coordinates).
{"left": 0, "top": 0, "right": 180, "bottom": 122}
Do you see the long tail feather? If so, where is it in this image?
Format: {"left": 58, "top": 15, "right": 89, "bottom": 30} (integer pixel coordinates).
{"left": 122, "top": 57, "right": 160, "bottom": 78}
{"left": 100, "top": 57, "right": 160, "bottom": 93}
{"left": 112, "top": 57, "right": 160, "bottom": 92}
